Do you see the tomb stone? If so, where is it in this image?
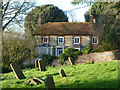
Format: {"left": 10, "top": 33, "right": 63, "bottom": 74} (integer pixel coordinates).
{"left": 38, "top": 60, "right": 46, "bottom": 71}
{"left": 35, "top": 60, "right": 38, "bottom": 68}
{"left": 44, "top": 77, "right": 55, "bottom": 89}
{"left": 33, "top": 76, "right": 44, "bottom": 83}
{"left": 28, "top": 79, "right": 39, "bottom": 85}
{"left": 68, "top": 57, "right": 75, "bottom": 65}
{"left": 10, "top": 62, "right": 25, "bottom": 79}
{"left": 59, "top": 69, "right": 67, "bottom": 77}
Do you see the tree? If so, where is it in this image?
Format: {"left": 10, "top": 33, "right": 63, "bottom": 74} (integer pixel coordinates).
{"left": 84, "top": 11, "right": 90, "bottom": 22}
{"left": 2, "top": 30, "right": 34, "bottom": 66}
{"left": 90, "top": 2, "right": 120, "bottom": 49}
{"left": 2, "top": 0, "right": 36, "bottom": 31}
{"left": 24, "top": 4, "right": 68, "bottom": 34}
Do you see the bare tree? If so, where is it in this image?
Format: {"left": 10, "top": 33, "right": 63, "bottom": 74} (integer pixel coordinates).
{"left": 2, "top": 0, "right": 36, "bottom": 31}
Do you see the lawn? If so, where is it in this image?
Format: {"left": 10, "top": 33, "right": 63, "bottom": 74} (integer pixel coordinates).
{"left": 0, "top": 61, "right": 118, "bottom": 89}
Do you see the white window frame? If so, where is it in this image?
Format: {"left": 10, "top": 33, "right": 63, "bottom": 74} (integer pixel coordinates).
{"left": 92, "top": 37, "right": 98, "bottom": 44}
{"left": 74, "top": 37, "right": 80, "bottom": 44}
{"left": 43, "top": 37, "right": 48, "bottom": 43}
{"left": 58, "top": 37, "right": 64, "bottom": 43}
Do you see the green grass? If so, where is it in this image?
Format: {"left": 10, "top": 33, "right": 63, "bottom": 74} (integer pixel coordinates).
{"left": 1, "top": 61, "right": 118, "bottom": 88}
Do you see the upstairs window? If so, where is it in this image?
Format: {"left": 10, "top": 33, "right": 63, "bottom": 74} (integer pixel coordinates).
{"left": 74, "top": 37, "right": 80, "bottom": 44}
{"left": 43, "top": 37, "right": 48, "bottom": 43}
{"left": 58, "top": 37, "right": 64, "bottom": 43}
{"left": 92, "top": 37, "right": 98, "bottom": 44}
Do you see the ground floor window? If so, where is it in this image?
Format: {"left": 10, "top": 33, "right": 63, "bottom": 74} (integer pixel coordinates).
{"left": 92, "top": 37, "right": 98, "bottom": 44}
{"left": 58, "top": 48, "right": 63, "bottom": 56}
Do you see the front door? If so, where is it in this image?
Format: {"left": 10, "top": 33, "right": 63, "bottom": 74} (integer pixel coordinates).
{"left": 57, "top": 48, "right": 63, "bottom": 56}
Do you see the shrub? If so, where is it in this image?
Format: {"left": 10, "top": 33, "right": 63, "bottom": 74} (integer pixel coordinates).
{"left": 85, "top": 61, "right": 93, "bottom": 64}
{"left": 58, "top": 47, "right": 83, "bottom": 65}
{"left": 91, "top": 43, "right": 113, "bottom": 53}
{"left": 82, "top": 47, "right": 92, "bottom": 54}
{"left": 42, "top": 54, "right": 56, "bottom": 66}
{"left": 1, "top": 65, "right": 12, "bottom": 73}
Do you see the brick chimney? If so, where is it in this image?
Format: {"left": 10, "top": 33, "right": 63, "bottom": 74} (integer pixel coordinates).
{"left": 89, "top": 15, "right": 95, "bottom": 24}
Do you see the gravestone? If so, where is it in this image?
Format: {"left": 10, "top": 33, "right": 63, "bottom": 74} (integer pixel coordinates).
{"left": 35, "top": 60, "right": 38, "bottom": 68}
{"left": 38, "top": 60, "right": 46, "bottom": 71}
{"left": 10, "top": 62, "right": 25, "bottom": 79}
{"left": 59, "top": 69, "right": 67, "bottom": 77}
{"left": 52, "top": 65, "right": 55, "bottom": 67}
{"left": 68, "top": 57, "right": 75, "bottom": 65}
{"left": 33, "top": 76, "right": 44, "bottom": 83}
{"left": 28, "top": 78, "right": 39, "bottom": 85}
{"left": 44, "top": 77, "right": 55, "bottom": 89}
{"left": 92, "top": 61, "right": 94, "bottom": 64}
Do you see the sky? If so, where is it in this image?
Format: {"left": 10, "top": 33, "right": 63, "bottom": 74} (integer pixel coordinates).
{"left": 35, "top": 0, "right": 91, "bottom": 22}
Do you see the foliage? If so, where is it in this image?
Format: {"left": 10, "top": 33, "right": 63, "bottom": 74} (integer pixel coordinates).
{"left": 25, "top": 4, "right": 68, "bottom": 34}
{"left": 1, "top": 64, "right": 12, "bottom": 73}
{"left": 2, "top": 31, "right": 34, "bottom": 66}
{"left": 2, "top": 0, "right": 36, "bottom": 30}
{"left": 85, "top": 61, "right": 93, "bottom": 64}
{"left": 89, "top": 2, "right": 120, "bottom": 50}
{"left": 42, "top": 54, "right": 56, "bottom": 66}
{"left": 84, "top": 11, "right": 90, "bottom": 22}
{"left": 82, "top": 47, "right": 92, "bottom": 54}
{"left": 58, "top": 47, "right": 82, "bottom": 65}
{"left": 1, "top": 61, "right": 118, "bottom": 88}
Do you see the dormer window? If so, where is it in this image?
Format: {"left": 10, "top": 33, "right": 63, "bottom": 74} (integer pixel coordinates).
{"left": 92, "top": 37, "right": 98, "bottom": 44}
{"left": 58, "top": 37, "right": 64, "bottom": 43}
{"left": 43, "top": 37, "right": 48, "bottom": 43}
{"left": 74, "top": 37, "right": 80, "bottom": 44}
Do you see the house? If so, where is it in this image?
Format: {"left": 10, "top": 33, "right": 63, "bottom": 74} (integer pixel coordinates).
{"left": 34, "top": 17, "right": 98, "bottom": 57}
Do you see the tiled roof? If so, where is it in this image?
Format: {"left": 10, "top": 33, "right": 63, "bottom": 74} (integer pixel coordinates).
{"left": 35, "top": 22, "right": 93, "bottom": 35}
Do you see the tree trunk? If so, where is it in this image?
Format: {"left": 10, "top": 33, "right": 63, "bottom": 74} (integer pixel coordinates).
{"left": 0, "top": 0, "right": 3, "bottom": 70}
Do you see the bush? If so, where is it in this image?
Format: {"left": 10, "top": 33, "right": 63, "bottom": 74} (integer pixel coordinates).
{"left": 91, "top": 44, "right": 113, "bottom": 53}
{"left": 85, "top": 61, "right": 93, "bottom": 64}
{"left": 82, "top": 47, "right": 92, "bottom": 54}
{"left": 42, "top": 54, "right": 56, "bottom": 66}
{"left": 58, "top": 47, "right": 83, "bottom": 65}
{"left": 1, "top": 65, "right": 12, "bottom": 73}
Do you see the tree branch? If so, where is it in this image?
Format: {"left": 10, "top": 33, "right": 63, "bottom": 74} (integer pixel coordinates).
{"left": 2, "top": 0, "right": 26, "bottom": 31}
{"left": 2, "top": 0, "right": 11, "bottom": 19}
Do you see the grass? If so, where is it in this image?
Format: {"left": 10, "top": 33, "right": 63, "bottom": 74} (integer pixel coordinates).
{"left": 0, "top": 61, "right": 118, "bottom": 88}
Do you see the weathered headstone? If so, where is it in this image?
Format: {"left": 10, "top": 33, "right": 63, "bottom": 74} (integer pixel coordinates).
{"left": 68, "top": 57, "right": 75, "bottom": 65}
{"left": 38, "top": 60, "right": 46, "bottom": 71}
{"left": 10, "top": 62, "right": 25, "bottom": 79}
{"left": 92, "top": 61, "right": 94, "bottom": 64}
{"left": 52, "top": 65, "right": 55, "bottom": 67}
{"left": 28, "top": 78, "right": 39, "bottom": 85}
{"left": 59, "top": 69, "right": 67, "bottom": 77}
{"left": 44, "top": 77, "right": 55, "bottom": 89}
{"left": 33, "top": 76, "right": 44, "bottom": 83}
{"left": 35, "top": 60, "right": 38, "bottom": 68}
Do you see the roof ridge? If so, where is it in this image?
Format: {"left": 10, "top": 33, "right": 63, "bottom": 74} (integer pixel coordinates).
{"left": 43, "top": 22, "right": 90, "bottom": 25}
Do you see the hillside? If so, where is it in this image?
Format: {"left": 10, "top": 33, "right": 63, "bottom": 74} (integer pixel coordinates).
{"left": 1, "top": 61, "right": 118, "bottom": 88}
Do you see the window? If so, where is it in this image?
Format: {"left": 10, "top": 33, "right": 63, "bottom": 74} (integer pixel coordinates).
{"left": 92, "top": 37, "right": 98, "bottom": 44}
{"left": 74, "top": 37, "right": 80, "bottom": 44}
{"left": 58, "top": 37, "right": 64, "bottom": 43}
{"left": 43, "top": 37, "right": 48, "bottom": 43}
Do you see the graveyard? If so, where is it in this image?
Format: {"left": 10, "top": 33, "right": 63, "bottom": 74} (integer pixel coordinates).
{"left": 1, "top": 61, "right": 118, "bottom": 88}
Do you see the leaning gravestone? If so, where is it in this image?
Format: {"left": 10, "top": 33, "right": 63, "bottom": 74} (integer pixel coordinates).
{"left": 38, "top": 60, "right": 46, "bottom": 71}
{"left": 35, "top": 60, "right": 38, "bottom": 68}
{"left": 44, "top": 77, "right": 55, "bottom": 89}
{"left": 68, "top": 57, "right": 75, "bottom": 65}
{"left": 33, "top": 76, "right": 44, "bottom": 83}
{"left": 10, "top": 62, "right": 26, "bottom": 79}
{"left": 59, "top": 69, "right": 67, "bottom": 77}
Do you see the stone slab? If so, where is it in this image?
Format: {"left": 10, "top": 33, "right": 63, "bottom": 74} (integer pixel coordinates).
{"left": 10, "top": 62, "right": 25, "bottom": 79}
